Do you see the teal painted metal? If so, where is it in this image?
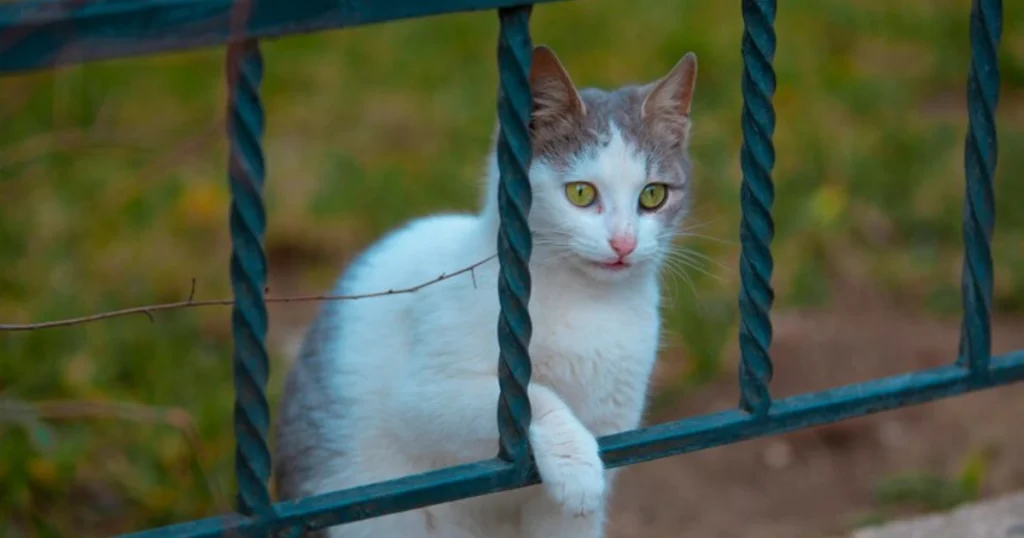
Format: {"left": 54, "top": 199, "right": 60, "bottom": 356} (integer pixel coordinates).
{"left": 737, "top": 0, "right": 777, "bottom": 416}
{"left": 117, "top": 351, "right": 1024, "bottom": 538}
{"left": 0, "top": 0, "right": 1017, "bottom": 536}
{"left": 225, "top": 39, "right": 273, "bottom": 521}
{"left": 958, "top": 0, "right": 1001, "bottom": 374}
{"left": 494, "top": 5, "right": 536, "bottom": 470}
{"left": 0, "top": 0, "right": 568, "bottom": 74}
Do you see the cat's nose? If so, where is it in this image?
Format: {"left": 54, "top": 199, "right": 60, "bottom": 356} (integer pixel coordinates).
{"left": 609, "top": 234, "right": 637, "bottom": 258}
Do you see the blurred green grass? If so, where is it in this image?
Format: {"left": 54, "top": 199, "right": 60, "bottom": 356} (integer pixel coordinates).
{"left": 1, "top": 0, "right": 1023, "bottom": 535}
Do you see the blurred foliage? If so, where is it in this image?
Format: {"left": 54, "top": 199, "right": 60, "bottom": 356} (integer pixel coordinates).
{"left": 852, "top": 446, "right": 994, "bottom": 528}
{"left": 1, "top": 0, "right": 1023, "bottom": 535}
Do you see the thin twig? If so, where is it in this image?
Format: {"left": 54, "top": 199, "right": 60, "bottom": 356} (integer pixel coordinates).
{"left": 0, "top": 255, "right": 497, "bottom": 332}
{"left": 0, "top": 129, "right": 158, "bottom": 171}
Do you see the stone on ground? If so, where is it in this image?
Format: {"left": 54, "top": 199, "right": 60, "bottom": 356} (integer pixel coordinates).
{"left": 852, "top": 492, "right": 1024, "bottom": 538}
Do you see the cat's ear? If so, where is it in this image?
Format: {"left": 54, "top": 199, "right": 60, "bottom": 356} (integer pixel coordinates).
{"left": 529, "top": 45, "right": 586, "bottom": 131}
{"left": 642, "top": 52, "right": 698, "bottom": 142}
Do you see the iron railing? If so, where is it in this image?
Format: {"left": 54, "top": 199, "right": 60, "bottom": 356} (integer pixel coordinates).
{"left": 0, "top": 0, "right": 1018, "bottom": 536}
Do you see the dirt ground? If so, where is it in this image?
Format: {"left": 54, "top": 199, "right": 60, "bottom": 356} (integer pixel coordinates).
{"left": 267, "top": 258, "right": 1024, "bottom": 538}
{"left": 606, "top": 283, "right": 1024, "bottom": 538}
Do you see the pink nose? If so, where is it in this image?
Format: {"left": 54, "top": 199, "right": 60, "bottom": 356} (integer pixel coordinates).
{"left": 609, "top": 234, "right": 637, "bottom": 258}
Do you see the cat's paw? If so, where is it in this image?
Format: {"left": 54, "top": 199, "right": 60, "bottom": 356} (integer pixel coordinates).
{"left": 529, "top": 412, "right": 606, "bottom": 517}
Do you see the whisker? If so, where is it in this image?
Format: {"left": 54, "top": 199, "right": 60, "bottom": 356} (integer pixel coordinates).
{"left": 665, "top": 247, "right": 734, "bottom": 276}
{"left": 660, "top": 258, "right": 703, "bottom": 306}
{"left": 660, "top": 225, "right": 737, "bottom": 246}
{"left": 677, "top": 217, "right": 725, "bottom": 234}
{"left": 671, "top": 232, "right": 738, "bottom": 247}
{"left": 661, "top": 254, "right": 728, "bottom": 286}
{"left": 664, "top": 253, "right": 729, "bottom": 283}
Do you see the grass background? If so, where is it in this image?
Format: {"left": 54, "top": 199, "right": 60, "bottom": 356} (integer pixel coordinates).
{"left": 1, "top": 0, "right": 1023, "bottom": 536}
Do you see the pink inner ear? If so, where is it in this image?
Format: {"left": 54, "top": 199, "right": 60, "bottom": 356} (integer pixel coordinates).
{"left": 530, "top": 47, "right": 585, "bottom": 119}
{"left": 645, "top": 55, "right": 697, "bottom": 118}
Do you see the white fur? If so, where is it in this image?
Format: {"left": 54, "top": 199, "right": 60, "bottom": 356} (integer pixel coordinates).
{"left": 288, "top": 124, "right": 683, "bottom": 538}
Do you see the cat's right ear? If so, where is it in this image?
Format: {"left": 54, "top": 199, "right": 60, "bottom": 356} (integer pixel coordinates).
{"left": 529, "top": 45, "right": 586, "bottom": 132}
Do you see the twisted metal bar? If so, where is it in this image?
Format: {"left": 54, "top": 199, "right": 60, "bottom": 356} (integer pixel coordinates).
{"left": 958, "top": 0, "right": 1001, "bottom": 374}
{"left": 494, "top": 4, "right": 535, "bottom": 467}
{"left": 226, "top": 39, "right": 272, "bottom": 516}
{"left": 737, "top": 0, "right": 778, "bottom": 416}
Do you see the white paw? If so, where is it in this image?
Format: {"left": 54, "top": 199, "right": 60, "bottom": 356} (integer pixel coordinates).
{"left": 530, "top": 415, "right": 606, "bottom": 517}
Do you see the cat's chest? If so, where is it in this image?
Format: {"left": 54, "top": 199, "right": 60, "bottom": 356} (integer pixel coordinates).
{"left": 527, "top": 301, "right": 659, "bottom": 435}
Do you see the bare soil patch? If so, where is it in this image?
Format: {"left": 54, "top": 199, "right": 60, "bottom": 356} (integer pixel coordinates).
{"left": 608, "top": 284, "right": 1024, "bottom": 538}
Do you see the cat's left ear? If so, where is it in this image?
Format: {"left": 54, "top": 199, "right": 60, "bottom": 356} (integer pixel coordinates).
{"left": 529, "top": 45, "right": 586, "bottom": 130}
{"left": 642, "top": 52, "right": 698, "bottom": 141}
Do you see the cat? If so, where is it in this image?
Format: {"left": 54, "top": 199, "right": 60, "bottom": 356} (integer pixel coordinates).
{"left": 273, "top": 44, "right": 698, "bottom": 538}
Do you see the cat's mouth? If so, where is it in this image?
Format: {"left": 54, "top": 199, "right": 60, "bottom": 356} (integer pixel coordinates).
{"left": 594, "top": 260, "right": 631, "bottom": 271}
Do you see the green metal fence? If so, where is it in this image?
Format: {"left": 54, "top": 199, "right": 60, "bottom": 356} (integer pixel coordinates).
{"left": 0, "top": 0, "right": 1018, "bottom": 536}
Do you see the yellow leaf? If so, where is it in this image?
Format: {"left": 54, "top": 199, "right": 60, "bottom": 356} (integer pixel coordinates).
{"left": 27, "top": 458, "right": 58, "bottom": 486}
{"left": 810, "top": 184, "right": 847, "bottom": 228}
{"left": 146, "top": 486, "right": 178, "bottom": 511}
{"left": 175, "top": 181, "right": 227, "bottom": 228}
{"left": 62, "top": 353, "right": 95, "bottom": 391}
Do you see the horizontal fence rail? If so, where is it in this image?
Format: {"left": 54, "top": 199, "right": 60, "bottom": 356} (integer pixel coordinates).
{"left": 118, "top": 351, "right": 1024, "bottom": 538}
{"left": 0, "top": 0, "right": 566, "bottom": 74}
{"left": 0, "top": 0, "right": 1016, "bottom": 536}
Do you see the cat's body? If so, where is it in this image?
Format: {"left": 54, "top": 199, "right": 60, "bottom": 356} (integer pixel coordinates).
{"left": 274, "top": 46, "right": 699, "bottom": 538}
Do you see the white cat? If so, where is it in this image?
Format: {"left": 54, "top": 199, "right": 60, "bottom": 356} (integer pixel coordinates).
{"left": 273, "top": 45, "right": 698, "bottom": 538}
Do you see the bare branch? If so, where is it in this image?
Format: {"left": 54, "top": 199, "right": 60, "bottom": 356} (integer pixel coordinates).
{"left": 0, "top": 129, "right": 156, "bottom": 170}
{"left": 0, "top": 255, "right": 497, "bottom": 332}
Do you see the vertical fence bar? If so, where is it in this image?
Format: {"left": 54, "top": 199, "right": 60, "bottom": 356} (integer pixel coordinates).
{"left": 737, "top": 0, "right": 778, "bottom": 416}
{"left": 958, "top": 0, "right": 1001, "bottom": 375}
{"left": 226, "top": 39, "right": 272, "bottom": 518}
{"left": 494, "top": 4, "right": 535, "bottom": 468}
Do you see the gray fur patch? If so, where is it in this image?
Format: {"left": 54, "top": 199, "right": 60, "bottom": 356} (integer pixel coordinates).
{"left": 530, "top": 83, "right": 694, "bottom": 226}
{"left": 273, "top": 301, "right": 350, "bottom": 495}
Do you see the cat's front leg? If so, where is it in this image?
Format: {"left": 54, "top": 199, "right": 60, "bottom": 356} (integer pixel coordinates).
{"left": 520, "top": 482, "right": 605, "bottom": 538}
{"left": 392, "top": 375, "right": 605, "bottom": 524}
{"left": 527, "top": 385, "right": 606, "bottom": 519}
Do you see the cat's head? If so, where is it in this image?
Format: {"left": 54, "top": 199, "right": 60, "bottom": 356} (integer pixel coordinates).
{"left": 523, "top": 45, "right": 698, "bottom": 282}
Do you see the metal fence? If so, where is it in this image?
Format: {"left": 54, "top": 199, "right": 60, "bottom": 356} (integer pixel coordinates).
{"left": 1, "top": 0, "right": 1019, "bottom": 536}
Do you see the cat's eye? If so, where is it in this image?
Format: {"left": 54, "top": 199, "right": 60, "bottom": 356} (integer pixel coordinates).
{"left": 565, "top": 182, "right": 597, "bottom": 207}
{"left": 639, "top": 183, "right": 668, "bottom": 210}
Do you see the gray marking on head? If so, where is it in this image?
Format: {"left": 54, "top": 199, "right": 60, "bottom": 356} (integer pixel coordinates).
{"left": 530, "top": 83, "right": 695, "bottom": 227}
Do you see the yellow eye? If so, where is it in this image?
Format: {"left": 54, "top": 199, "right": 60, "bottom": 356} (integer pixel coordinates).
{"left": 565, "top": 182, "right": 597, "bottom": 207}
{"left": 639, "top": 183, "right": 668, "bottom": 210}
